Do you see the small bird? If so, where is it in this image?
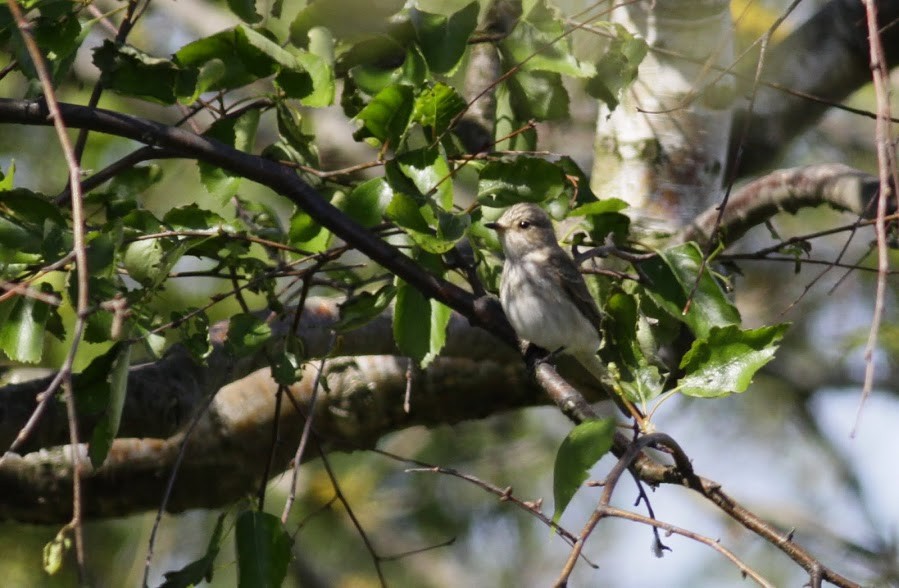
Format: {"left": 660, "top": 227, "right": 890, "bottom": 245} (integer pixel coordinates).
{"left": 486, "top": 203, "right": 641, "bottom": 421}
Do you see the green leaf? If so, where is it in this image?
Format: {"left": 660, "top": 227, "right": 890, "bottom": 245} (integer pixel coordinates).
{"left": 160, "top": 513, "right": 227, "bottom": 587}
{"left": 235, "top": 510, "right": 293, "bottom": 588}
{"left": 677, "top": 324, "right": 789, "bottom": 398}
{"left": 289, "top": 208, "right": 331, "bottom": 253}
{"left": 505, "top": 69, "right": 570, "bottom": 121}
{"left": 275, "top": 50, "right": 334, "bottom": 106}
{"left": 500, "top": 0, "right": 594, "bottom": 77}
{"left": 412, "top": 82, "right": 467, "bottom": 137}
{"left": 88, "top": 343, "right": 131, "bottom": 466}
{"left": 585, "top": 23, "right": 647, "bottom": 110}
{"left": 42, "top": 528, "right": 72, "bottom": 576}
{"left": 569, "top": 198, "right": 628, "bottom": 216}
{"left": 602, "top": 291, "right": 663, "bottom": 404}
{"left": 394, "top": 254, "right": 450, "bottom": 366}
{"left": 385, "top": 193, "right": 463, "bottom": 254}
{"left": 348, "top": 43, "right": 428, "bottom": 95}
{"left": 0, "top": 189, "right": 67, "bottom": 262}
{"left": 0, "top": 161, "right": 14, "bottom": 190}
{"left": 354, "top": 84, "right": 415, "bottom": 144}
{"left": 93, "top": 41, "right": 197, "bottom": 105}
{"left": 335, "top": 284, "right": 397, "bottom": 331}
{"left": 289, "top": 0, "right": 403, "bottom": 46}
{"left": 395, "top": 147, "right": 454, "bottom": 209}
{"left": 227, "top": 0, "right": 261, "bottom": 23}
{"left": 164, "top": 204, "right": 229, "bottom": 230}
{"left": 271, "top": 346, "right": 303, "bottom": 386}
{"left": 0, "top": 283, "right": 56, "bottom": 362}
{"left": 175, "top": 25, "right": 297, "bottom": 96}
{"left": 411, "top": 1, "right": 478, "bottom": 74}
{"left": 14, "top": 10, "right": 82, "bottom": 85}
{"left": 570, "top": 198, "right": 631, "bottom": 244}
{"left": 198, "top": 109, "right": 261, "bottom": 202}
{"left": 638, "top": 243, "right": 741, "bottom": 338}
{"left": 225, "top": 313, "right": 272, "bottom": 357}
{"left": 552, "top": 418, "right": 616, "bottom": 522}
{"left": 477, "top": 157, "right": 568, "bottom": 206}
{"left": 344, "top": 177, "right": 393, "bottom": 227}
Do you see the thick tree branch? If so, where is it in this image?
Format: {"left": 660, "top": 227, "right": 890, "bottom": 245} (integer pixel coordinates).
{"left": 675, "top": 164, "right": 884, "bottom": 247}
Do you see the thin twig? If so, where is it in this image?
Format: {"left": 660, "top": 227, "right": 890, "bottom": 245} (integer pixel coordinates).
{"left": 6, "top": 0, "right": 91, "bottom": 579}
{"left": 854, "top": 0, "right": 897, "bottom": 436}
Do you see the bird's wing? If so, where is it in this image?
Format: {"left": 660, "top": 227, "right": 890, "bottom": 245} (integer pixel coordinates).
{"left": 553, "top": 250, "right": 603, "bottom": 333}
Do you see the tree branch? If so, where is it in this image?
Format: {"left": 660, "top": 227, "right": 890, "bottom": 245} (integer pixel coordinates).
{"left": 0, "top": 98, "right": 516, "bottom": 345}
{"left": 674, "top": 163, "right": 884, "bottom": 247}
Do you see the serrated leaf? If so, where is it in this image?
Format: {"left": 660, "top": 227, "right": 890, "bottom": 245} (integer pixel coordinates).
{"left": 602, "top": 291, "right": 663, "bottom": 404}
{"left": 225, "top": 313, "right": 272, "bottom": 357}
{"left": 639, "top": 243, "right": 740, "bottom": 338}
{"left": 411, "top": 1, "right": 478, "bottom": 74}
{"left": 354, "top": 84, "right": 415, "bottom": 144}
{"left": 335, "top": 285, "right": 397, "bottom": 331}
{"left": 553, "top": 418, "right": 616, "bottom": 522}
{"left": 164, "top": 204, "right": 229, "bottom": 230}
{"left": 88, "top": 343, "right": 131, "bottom": 466}
{"left": 275, "top": 50, "right": 334, "bottom": 106}
{"left": 175, "top": 25, "right": 298, "bottom": 97}
{"left": 198, "top": 109, "right": 261, "bottom": 202}
{"left": 500, "top": 0, "right": 594, "bottom": 78}
{"left": 395, "top": 147, "right": 453, "bottom": 209}
{"left": 160, "top": 513, "right": 227, "bottom": 587}
{"left": 227, "top": 0, "right": 261, "bottom": 23}
{"left": 586, "top": 23, "right": 647, "bottom": 110}
{"left": 0, "top": 283, "right": 55, "bottom": 363}
{"left": 350, "top": 44, "right": 428, "bottom": 96}
{"left": 235, "top": 510, "right": 293, "bottom": 588}
{"left": 477, "top": 157, "right": 568, "bottom": 206}
{"left": 505, "top": 69, "right": 570, "bottom": 121}
{"left": 93, "top": 41, "right": 197, "bottom": 105}
{"left": 412, "top": 82, "right": 467, "bottom": 137}
{"left": 677, "top": 324, "right": 789, "bottom": 397}
{"left": 385, "top": 193, "right": 461, "bottom": 254}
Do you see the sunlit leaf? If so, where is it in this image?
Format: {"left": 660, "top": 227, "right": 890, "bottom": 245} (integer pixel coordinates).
{"left": 553, "top": 418, "right": 616, "bottom": 522}
{"left": 586, "top": 23, "right": 647, "bottom": 110}
{"left": 411, "top": 1, "right": 478, "bottom": 73}
{"left": 354, "top": 84, "right": 415, "bottom": 144}
{"left": 477, "top": 157, "right": 568, "bottom": 206}
{"left": 638, "top": 243, "right": 741, "bottom": 338}
{"left": 0, "top": 283, "right": 57, "bottom": 363}
{"left": 677, "top": 324, "right": 789, "bottom": 397}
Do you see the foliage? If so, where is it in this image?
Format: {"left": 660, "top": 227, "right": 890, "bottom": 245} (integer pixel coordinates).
{"left": 0, "top": 0, "right": 832, "bottom": 584}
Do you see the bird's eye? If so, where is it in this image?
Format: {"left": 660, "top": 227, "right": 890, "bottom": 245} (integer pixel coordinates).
{"left": 518, "top": 220, "right": 531, "bottom": 229}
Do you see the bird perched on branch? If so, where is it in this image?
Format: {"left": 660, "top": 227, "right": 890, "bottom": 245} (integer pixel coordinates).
{"left": 486, "top": 203, "right": 642, "bottom": 423}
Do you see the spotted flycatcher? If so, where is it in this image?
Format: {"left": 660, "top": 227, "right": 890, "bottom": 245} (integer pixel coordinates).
{"left": 486, "top": 203, "right": 641, "bottom": 420}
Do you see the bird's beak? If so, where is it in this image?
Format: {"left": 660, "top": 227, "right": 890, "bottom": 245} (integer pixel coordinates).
{"left": 485, "top": 221, "right": 502, "bottom": 231}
